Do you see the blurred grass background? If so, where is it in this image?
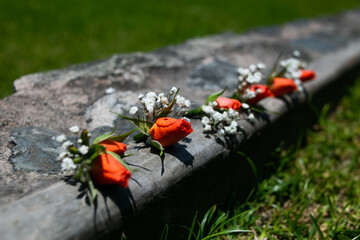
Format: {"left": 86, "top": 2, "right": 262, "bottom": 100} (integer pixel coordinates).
{"left": 1, "top": 0, "right": 359, "bottom": 99}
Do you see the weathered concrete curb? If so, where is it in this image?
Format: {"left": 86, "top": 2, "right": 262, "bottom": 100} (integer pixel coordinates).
{"left": 1, "top": 9, "right": 360, "bottom": 240}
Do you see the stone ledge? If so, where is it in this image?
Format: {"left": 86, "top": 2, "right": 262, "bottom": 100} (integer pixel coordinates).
{"left": 1, "top": 9, "right": 360, "bottom": 240}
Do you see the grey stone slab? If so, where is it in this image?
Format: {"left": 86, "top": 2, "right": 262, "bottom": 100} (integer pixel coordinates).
{"left": 8, "top": 127, "right": 62, "bottom": 173}
{"left": 187, "top": 59, "right": 238, "bottom": 90}
{"left": 290, "top": 32, "right": 350, "bottom": 53}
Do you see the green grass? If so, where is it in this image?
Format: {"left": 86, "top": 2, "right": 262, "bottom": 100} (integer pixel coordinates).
{"left": 1, "top": 0, "right": 360, "bottom": 98}
{"left": 174, "top": 78, "right": 360, "bottom": 239}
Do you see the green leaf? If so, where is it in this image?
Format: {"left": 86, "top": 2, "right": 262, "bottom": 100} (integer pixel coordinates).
{"left": 87, "top": 176, "right": 97, "bottom": 204}
{"left": 123, "top": 153, "right": 135, "bottom": 158}
{"left": 206, "top": 85, "right": 228, "bottom": 104}
{"left": 274, "top": 67, "right": 287, "bottom": 78}
{"left": 106, "top": 151, "right": 132, "bottom": 171}
{"left": 93, "top": 127, "right": 117, "bottom": 144}
{"left": 111, "top": 111, "right": 152, "bottom": 135}
{"left": 73, "top": 167, "right": 83, "bottom": 180}
{"left": 133, "top": 132, "right": 148, "bottom": 142}
{"left": 68, "top": 147, "right": 79, "bottom": 155}
{"left": 267, "top": 53, "right": 283, "bottom": 85}
{"left": 156, "top": 88, "right": 180, "bottom": 119}
{"left": 87, "top": 144, "right": 106, "bottom": 161}
{"left": 107, "top": 128, "right": 136, "bottom": 142}
{"left": 80, "top": 129, "right": 90, "bottom": 146}
{"left": 149, "top": 138, "right": 164, "bottom": 156}
{"left": 183, "top": 106, "right": 203, "bottom": 117}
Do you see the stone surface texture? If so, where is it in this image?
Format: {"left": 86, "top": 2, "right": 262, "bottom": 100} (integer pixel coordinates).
{"left": 1, "top": 8, "right": 360, "bottom": 240}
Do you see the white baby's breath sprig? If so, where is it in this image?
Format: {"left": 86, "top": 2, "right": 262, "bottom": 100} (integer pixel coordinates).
{"left": 200, "top": 102, "right": 242, "bottom": 135}
{"left": 55, "top": 134, "right": 67, "bottom": 143}
{"left": 280, "top": 50, "right": 307, "bottom": 92}
{"left": 62, "top": 140, "right": 74, "bottom": 150}
{"left": 78, "top": 145, "right": 89, "bottom": 155}
{"left": 129, "top": 106, "right": 138, "bottom": 115}
{"left": 199, "top": 96, "right": 258, "bottom": 136}
{"left": 61, "top": 157, "right": 77, "bottom": 171}
{"left": 242, "top": 103, "right": 249, "bottom": 109}
{"left": 247, "top": 113, "right": 255, "bottom": 120}
{"left": 69, "top": 125, "right": 80, "bottom": 134}
{"left": 127, "top": 87, "right": 191, "bottom": 123}
{"left": 170, "top": 87, "right": 177, "bottom": 94}
{"left": 237, "top": 63, "right": 266, "bottom": 97}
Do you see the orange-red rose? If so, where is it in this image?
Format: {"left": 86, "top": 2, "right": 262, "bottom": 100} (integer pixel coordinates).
{"left": 149, "top": 117, "right": 193, "bottom": 147}
{"left": 90, "top": 140, "right": 130, "bottom": 187}
{"left": 269, "top": 78, "right": 298, "bottom": 96}
{"left": 100, "top": 140, "right": 127, "bottom": 155}
{"left": 215, "top": 96, "right": 242, "bottom": 110}
{"left": 299, "top": 69, "right": 316, "bottom": 82}
{"left": 246, "top": 85, "right": 274, "bottom": 106}
{"left": 91, "top": 153, "right": 131, "bottom": 188}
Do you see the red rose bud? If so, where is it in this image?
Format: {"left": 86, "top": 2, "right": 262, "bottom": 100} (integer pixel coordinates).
{"left": 269, "top": 78, "right": 298, "bottom": 97}
{"left": 215, "top": 96, "right": 242, "bottom": 110}
{"left": 149, "top": 117, "right": 193, "bottom": 147}
{"left": 246, "top": 85, "right": 274, "bottom": 106}
{"left": 300, "top": 69, "right": 316, "bottom": 82}
{"left": 91, "top": 153, "right": 131, "bottom": 188}
{"left": 100, "top": 140, "right": 127, "bottom": 155}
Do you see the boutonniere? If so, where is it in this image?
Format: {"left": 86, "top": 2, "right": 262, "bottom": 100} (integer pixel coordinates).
{"left": 113, "top": 87, "right": 193, "bottom": 156}
{"left": 236, "top": 51, "right": 316, "bottom": 101}
{"left": 185, "top": 87, "right": 255, "bottom": 136}
{"left": 56, "top": 126, "right": 134, "bottom": 203}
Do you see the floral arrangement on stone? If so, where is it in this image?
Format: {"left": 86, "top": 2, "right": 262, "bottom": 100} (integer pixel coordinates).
{"left": 54, "top": 50, "right": 316, "bottom": 203}
{"left": 185, "top": 87, "right": 255, "bottom": 136}
{"left": 56, "top": 126, "right": 134, "bottom": 203}
{"left": 186, "top": 50, "right": 316, "bottom": 136}
{"left": 113, "top": 87, "right": 193, "bottom": 156}
{"left": 236, "top": 50, "right": 316, "bottom": 105}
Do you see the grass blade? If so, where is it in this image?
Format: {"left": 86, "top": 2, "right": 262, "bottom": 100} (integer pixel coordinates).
{"left": 160, "top": 224, "right": 169, "bottom": 240}
{"left": 187, "top": 211, "right": 198, "bottom": 240}
{"left": 310, "top": 214, "right": 325, "bottom": 240}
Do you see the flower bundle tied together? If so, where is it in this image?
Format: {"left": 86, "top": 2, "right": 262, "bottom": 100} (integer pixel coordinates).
{"left": 56, "top": 126, "right": 134, "bottom": 203}
{"left": 114, "top": 87, "right": 193, "bottom": 155}
{"left": 185, "top": 86, "right": 255, "bottom": 136}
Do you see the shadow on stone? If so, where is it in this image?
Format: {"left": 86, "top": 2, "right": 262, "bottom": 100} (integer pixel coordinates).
{"left": 97, "top": 186, "right": 136, "bottom": 238}
{"left": 63, "top": 176, "right": 93, "bottom": 205}
{"left": 165, "top": 143, "right": 194, "bottom": 168}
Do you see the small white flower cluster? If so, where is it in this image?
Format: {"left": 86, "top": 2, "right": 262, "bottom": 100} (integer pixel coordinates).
{"left": 129, "top": 87, "right": 191, "bottom": 121}
{"left": 200, "top": 101, "right": 256, "bottom": 135}
{"left": 55, "top": 125, "right": 90, "bottom": 172}
{"left": 280, "top": 50, "right": 307, "bottom": 91}
{"left": 201, "top": 101, "right": 242, "bottom": 136}
{"left": 237, "top": 63, "right": 266, "bottom": 97}
{"left": 241, "top": 87, "right": 264, "bottom": 101}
